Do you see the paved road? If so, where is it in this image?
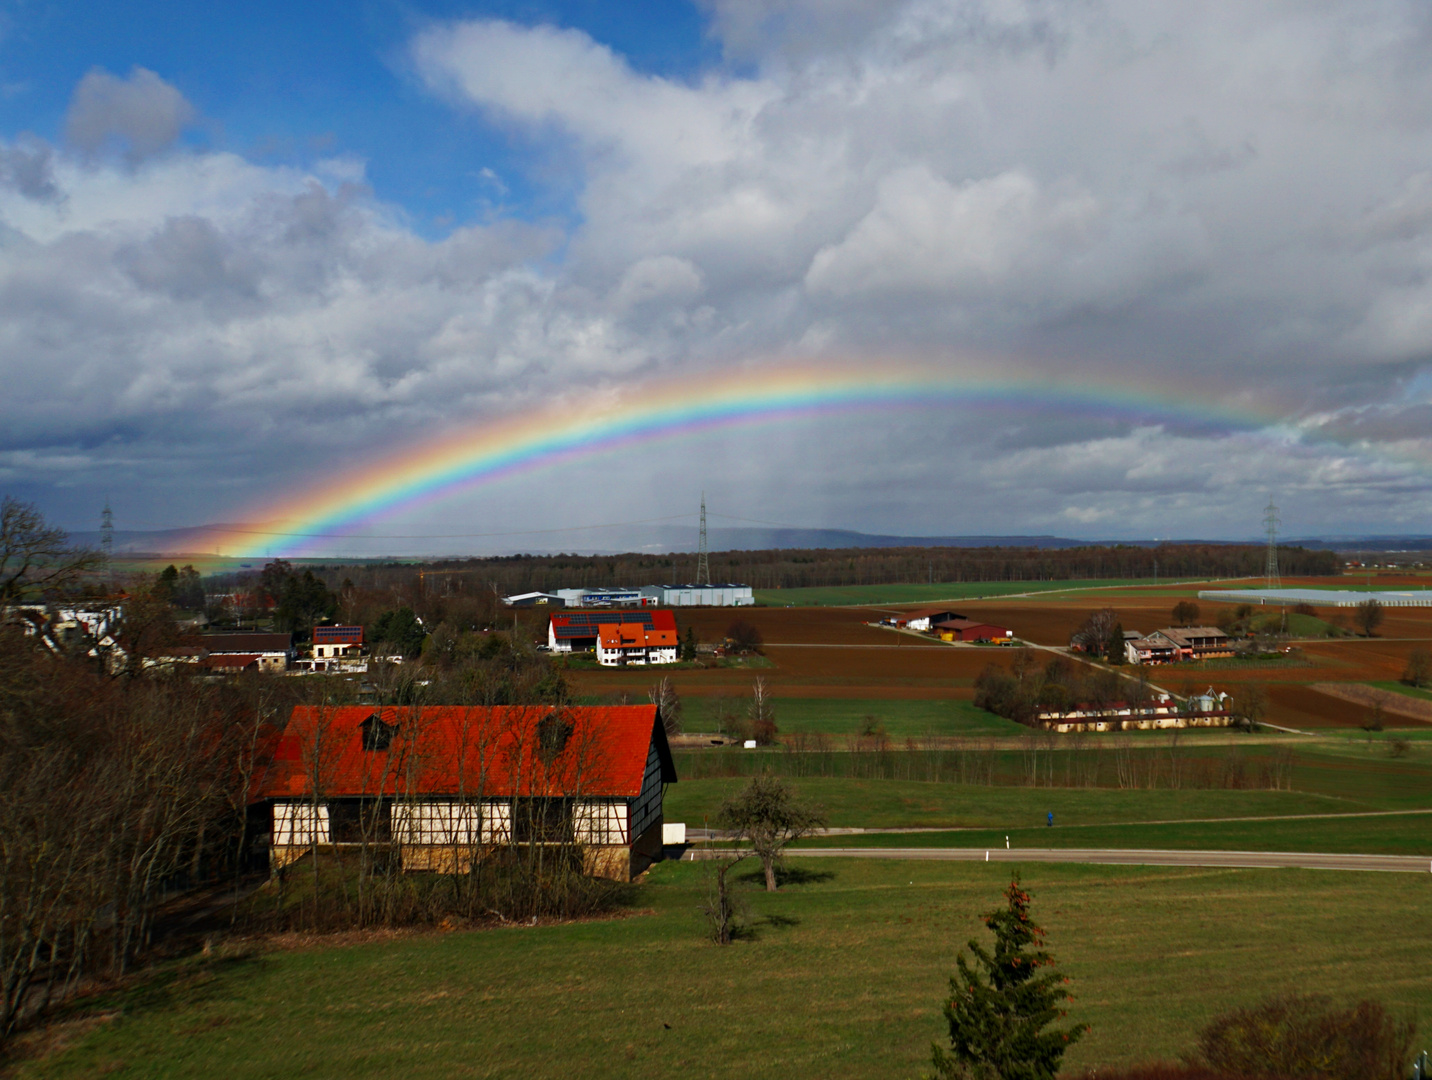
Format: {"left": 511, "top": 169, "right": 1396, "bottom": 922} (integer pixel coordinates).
{"left": 684, "top": 846, "right": 1432, "bottom": 873}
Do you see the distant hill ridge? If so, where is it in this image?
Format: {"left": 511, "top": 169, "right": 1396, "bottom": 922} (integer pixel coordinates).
{"left": 62, "top": 522, "right": 1425, "bottom": 557}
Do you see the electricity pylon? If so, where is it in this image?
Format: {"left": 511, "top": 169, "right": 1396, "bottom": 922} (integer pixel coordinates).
{"left": 1263, "top": 498, "right": 1281, "bottom": 590}
{"left": 696, "top": 493, "right": 710, "bottom": 585}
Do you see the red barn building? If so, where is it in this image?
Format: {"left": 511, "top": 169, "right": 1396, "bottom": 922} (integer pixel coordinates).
{"left": 932, "top": 617, "right": 1014, "bottom": 642}
{"left": 250, "top": 703, "right": 676, "bottom": 881}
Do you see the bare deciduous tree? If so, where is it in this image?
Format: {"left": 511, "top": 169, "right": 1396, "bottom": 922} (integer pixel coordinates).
{"left": 648, "top": 676, "right": 682, "bottom": 736}
{"left": 0, "top": 497, "right": 102, "bottom": 601}
{"left": 1234, "top": 683, "right": 1268, "bottom": 730}
{"left": 1070, "top": 608, "right": 1119, "bottom": 655}
{"left": 1403, "top": 648, "right": 1431, "bottom": 689}
{"left": 749, "top": 677, "right": 777, "bottom": 744}
{"left": 1355, "top": 598, "right": 1385, "bottom": 637}
{"left": 716, "top": 773, "right": 825, "bottom": 892}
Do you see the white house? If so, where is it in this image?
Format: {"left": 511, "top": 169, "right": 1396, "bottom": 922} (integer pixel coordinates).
{"left": 596, "top": 622, "right": 678, "bottom": 666}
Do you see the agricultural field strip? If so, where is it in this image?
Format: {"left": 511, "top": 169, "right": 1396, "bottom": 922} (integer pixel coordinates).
{"left": 967, "top": 578, "right": 1240, "bottom": 601}
{"left": 763, "top": 642, "right": 956, "bottom": 648}
{"left": 1294, "top": 630, "right": 1432, "bottom": 638}
{"left": 683, "top": 846, "right": 1432, "bottom": 872}
{"left": 825, "top": 578, "right": 1243, "bottom": 607}
{"left": 688, "top": 806, "right": 1432, "bottom": 840}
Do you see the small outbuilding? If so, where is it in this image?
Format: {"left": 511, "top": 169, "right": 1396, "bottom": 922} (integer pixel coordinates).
{"left": 902, "top": 608, "right": 969, "bottom": 632}
{"left": 932, "top": 618, "right": 1013, "bottom": 643}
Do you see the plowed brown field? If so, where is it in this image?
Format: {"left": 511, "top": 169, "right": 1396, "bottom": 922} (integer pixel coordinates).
{"left": 1267, "top": 685, "right": 1379, "bottom": 729}
{"left": 564, "top": 578, "right": 1432, "bottom": 726}
{"left": 670, "top": 606, "right": 891, "bottom": 645}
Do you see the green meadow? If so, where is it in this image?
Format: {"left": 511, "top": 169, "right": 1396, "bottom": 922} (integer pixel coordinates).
{"left": 14, "top": 860, "right": 1432, "bottom": 1080}
{"left": 763, "top": 697, "right": 1027, "bottom": 737}
{"left": 663, "top": 776, "right": 1361, "bottom": 831}
{"left": 11, "top": 720, "right": 1432, "bottom": 1077}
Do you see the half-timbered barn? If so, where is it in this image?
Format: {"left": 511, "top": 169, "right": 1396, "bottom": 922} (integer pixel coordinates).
{"left": 250, "top": 704, "right": 676, "bottom": 881}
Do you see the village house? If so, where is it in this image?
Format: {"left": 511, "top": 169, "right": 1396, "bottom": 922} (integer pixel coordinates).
{"left": 202, "top": 631, "right": 294, "bottom": 672}
{"left": 250, "top": 703, "right": 677, "bottom": 881}
{"left": 595, "top": 621, "right": 678, "bottom": 666}
{"left": 1035, "top": 689, "right": 1234, "bottom": 732}
{"left": 1125, "top": 626, "right": 1234, "bottom": 664}
{"left": 548, "top": 609, "right": 678, "bottom": 654}
{"left": 312, "top": 624, "right": 363, "bottom": 660}
{"left": 1125, "top": 635, "right": 1178, "bottom": 665}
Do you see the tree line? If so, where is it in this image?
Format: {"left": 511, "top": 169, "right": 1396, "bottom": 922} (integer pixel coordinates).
{"left": 281, "top": 541, "right": 1340, "bottom": 596}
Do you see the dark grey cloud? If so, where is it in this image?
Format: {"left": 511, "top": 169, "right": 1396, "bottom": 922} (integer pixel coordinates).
{"left": 0, "top": 137, "right": 59, "bottom": 200}
{"left": 64, "top": 67, "right": 196, "bottom": 162}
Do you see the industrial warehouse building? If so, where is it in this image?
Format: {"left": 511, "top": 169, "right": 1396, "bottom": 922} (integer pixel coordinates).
{"left": 553, "top": 587, "right": 650, "bottom": 607}
{"left": 508, "top": 584, "right": 754, "bottom": 608}
{"left": 639, "top": 583, "right": 754, "bottom": 607}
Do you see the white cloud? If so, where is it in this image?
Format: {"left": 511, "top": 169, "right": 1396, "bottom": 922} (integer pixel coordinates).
{"left": 11, "top": 5, "right": 1432, "bottom": 540}
{"left": 805, "top": 167, "right": 1100, "bottom": 297}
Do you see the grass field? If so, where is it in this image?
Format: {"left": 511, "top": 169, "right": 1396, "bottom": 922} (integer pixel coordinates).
{"left": 1374, "top": 680, "right": 1432, "bottom": 702}
{"left": 793, "top": 813, "right": 1432, "bottom": 855}
{"left": 17, "top": 576, "right": 1432, "bottom": 1077}
{"left": 14, "top": 860, "right": 1432, "bottom": 1079}
{"left": 663, "top": 776, "right": 1364, "bottom": 830}
{"left": 1250, "top": 611, "right": 1343, "bottom": 637}
{"left": 757, "top": 697, "right": 1027, "bottom": 737}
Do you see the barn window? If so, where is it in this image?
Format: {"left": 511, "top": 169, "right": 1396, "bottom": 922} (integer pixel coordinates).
{"left": 514, "top": 798, "right": 574, "bottom": 843}
{"left": 360, "top": 713, "right": 395, "bottom": 751}
{"left": 538, "top": 711, "right": 573, "bottom": 762}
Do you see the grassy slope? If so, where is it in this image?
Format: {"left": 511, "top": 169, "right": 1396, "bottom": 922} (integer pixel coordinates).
{"left": 751, "top": 579, "right": 1161, "bottom": 607}
{"left": 1250, "top": 611, "right": 1341, "bottom": 637}
{"left": 663, "top": 777, "right": 1363, "bottom": 831}
{"left": 1372, "top": 680, "right": 1432, "bottom": 703}
{"left": 767, "top": 697, "right": 1028, "bottom": 737}
{"left": 17, "top": 861, "right": 1432, "bottom": 1079}
{"left": 670, "top": 738, "right": 1432, "bottom": 817}
{"left": 794, "top": 813, "right": 1432, "bottom": 855}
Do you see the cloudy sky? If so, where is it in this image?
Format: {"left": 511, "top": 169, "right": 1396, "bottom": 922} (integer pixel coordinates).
{"left": 4, "top": 0, "right": 1432, "bottom": 553}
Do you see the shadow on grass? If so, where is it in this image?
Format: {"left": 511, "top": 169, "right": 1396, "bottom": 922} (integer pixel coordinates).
{"left": 3, "top": 948, "right": 263, "bottom": 1069}
{"left": 736, "top": 866, "right": 835, "bottom": 888}
{"left": 80, "top": 949, "right": 260, "bottom": 1020}
{"left": 729, "top": 912, "right": 802, "bottom": 942}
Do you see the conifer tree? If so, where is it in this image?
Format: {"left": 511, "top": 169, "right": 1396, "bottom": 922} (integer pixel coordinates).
{"left": 929, "top": 876, "right": 1087, "bottom": 1080}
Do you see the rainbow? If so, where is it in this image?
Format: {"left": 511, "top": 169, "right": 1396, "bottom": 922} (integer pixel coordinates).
{"left": 215, "top": 358, "right": 1315, "bottom": 556}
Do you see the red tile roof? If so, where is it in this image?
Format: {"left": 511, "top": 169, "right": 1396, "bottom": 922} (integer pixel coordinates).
{"left": 597, "top": 623, "right": 675, "bottom": 648}
{"left": 203, "top": 633, "right": 292, "bottom": 654}
{"left": 933, "top": 618, "right": 1008, "bottom": 633}
{"left": 251, "top": 704, "right": 675, "bottom": 802}
{"left": 201, "top": 653, "right": 259, "bottom": 670}
{"left": 550, "top": 610, "right": 676, "bottom": 640}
